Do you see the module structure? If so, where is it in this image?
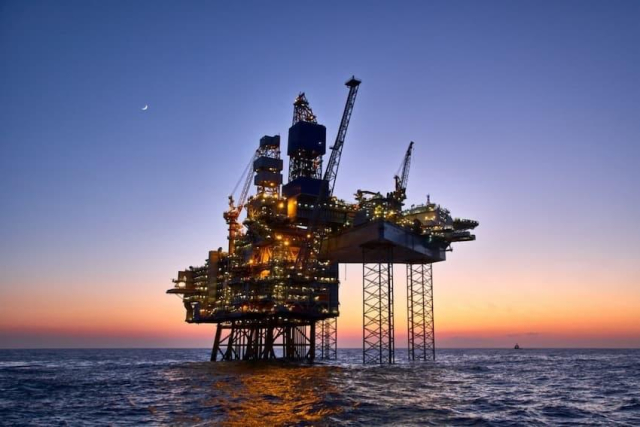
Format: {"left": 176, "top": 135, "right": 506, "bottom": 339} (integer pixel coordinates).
{"left": 167, "top": 77, "right": 478, "bottom": 363}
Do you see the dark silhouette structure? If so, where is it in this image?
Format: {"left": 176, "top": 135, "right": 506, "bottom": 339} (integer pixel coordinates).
{"left": 167, "top": 77, "right": 478, "bottom": 363}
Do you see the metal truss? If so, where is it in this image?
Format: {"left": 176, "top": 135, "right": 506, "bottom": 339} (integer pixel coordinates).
{"left": 211, "top": 321, "right": 316, "bottom": 361}
{"left": 316, "top": 318, "right": 338, "bottom": 360}
{"left": 362, "top": 248, "right": 395, "bottom": 364}
{"left": 407, "top": 263, "right": 435, "bottom": 361}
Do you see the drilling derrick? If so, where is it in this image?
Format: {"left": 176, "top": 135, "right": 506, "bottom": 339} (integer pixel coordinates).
{"left": 168, "top": 76, "right": 478, "bottom": 364}
{"left": 288, "top": 93, "right": 323, "bottom": 182}
{"left": 292, "top": 92, "right": 317, "bottom": 126}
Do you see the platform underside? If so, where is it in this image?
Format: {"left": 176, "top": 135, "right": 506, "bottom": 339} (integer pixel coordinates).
{"left": 188, "top": 311, "right": 338, "bottom": 324}
{"left": 323, "top": 220, "right": 446, "bottom": 264}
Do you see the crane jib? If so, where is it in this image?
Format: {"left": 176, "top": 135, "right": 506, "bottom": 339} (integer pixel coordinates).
{"left": 324, "top": 78, "right": 361, "bottom": 197}
{"left": 398, "top": 141, "right": 414, "bottom": 193}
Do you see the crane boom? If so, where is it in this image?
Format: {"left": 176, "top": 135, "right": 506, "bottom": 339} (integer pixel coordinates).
{"left": 237, "top": 150, "right": 258, "bottom": 212}
{"left": 325, "top": 76, "right": 361, "bottom": 196}
{"left": 295, "top": 76, "right": 361, "bottom": 271}
{"left": 224, "top": 150, "right": 257, "bottom": 253}
{"left": 394, "top": 141, "right": 414, "bottom": 197}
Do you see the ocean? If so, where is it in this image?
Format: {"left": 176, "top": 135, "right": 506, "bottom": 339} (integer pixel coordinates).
{"left": 1, "top": 348, "right": 639, "bottom": 426}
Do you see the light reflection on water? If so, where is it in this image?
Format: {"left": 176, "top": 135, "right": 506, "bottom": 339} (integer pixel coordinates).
{"left": 214, "top": 363, "right": 340, "bottom": 426}
{"left": 157, "top": 360, "right": 346, "bottom": 426}
{"left": 1, "top": 349, "right": 639, "bottom": 426}
{"left": 186, "top": 362, "right": 341, "bottom": 426}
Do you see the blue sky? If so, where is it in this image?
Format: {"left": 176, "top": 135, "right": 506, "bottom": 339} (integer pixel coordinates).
{"left": 1, "top": 0, "right": 639, "bottom": 347}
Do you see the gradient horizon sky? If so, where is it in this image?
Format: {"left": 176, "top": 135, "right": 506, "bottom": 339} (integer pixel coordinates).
{"left": 1, "top": 0, "right": 639, "bottom": 349}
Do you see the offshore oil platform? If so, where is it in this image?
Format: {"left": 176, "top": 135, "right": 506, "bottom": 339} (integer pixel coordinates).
{"left": 167, "top": 77, "right": 478, "bottom": 364}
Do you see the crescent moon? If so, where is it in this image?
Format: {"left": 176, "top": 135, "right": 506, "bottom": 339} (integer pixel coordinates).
{"left": 141, "top": 105, "right": 148, "bottom": 111}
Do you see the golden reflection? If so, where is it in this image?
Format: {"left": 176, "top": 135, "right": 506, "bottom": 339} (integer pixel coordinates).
{"left": 205, "top": 362, "right": 342, "bottom": 426}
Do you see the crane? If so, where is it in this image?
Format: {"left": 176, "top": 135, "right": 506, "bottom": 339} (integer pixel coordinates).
{"left": 393, "top": 141, "right": 414, "bottom": 202}
{"left": 295, "top": 76, "right": 361, "bottom": 271}
{"left": 325, "top": 77, "right": 361, "bottom": 197}
{"left": 223, "top": 150, "right": 258, "bottom": 253}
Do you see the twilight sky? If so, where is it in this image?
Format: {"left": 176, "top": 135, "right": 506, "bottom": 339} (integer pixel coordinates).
{"left": 1, "top": 0, "right": 639, "bottom": 348}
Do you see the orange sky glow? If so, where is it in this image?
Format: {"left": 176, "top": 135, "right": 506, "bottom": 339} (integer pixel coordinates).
{"left": 2, "top": 252, "right": 639, "bottom": 348}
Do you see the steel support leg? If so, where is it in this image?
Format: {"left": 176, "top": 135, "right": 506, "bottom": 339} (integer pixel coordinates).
{"left": 317, "top": 318, "right": 337, "bottom": 360}
{"left": 362, "top": 247, "right": 395, "bottom": 364}
{"left": 211, "top": 321, "right": 315, "bottom": 361}
{"left": 309, "top": 321, "right": 316, "bottom": 361}
{"left": 211, "top": 325, "right": 222, "bottom": 361}
{"left": 407, "top": 263, "right": 435, "bottom": 361}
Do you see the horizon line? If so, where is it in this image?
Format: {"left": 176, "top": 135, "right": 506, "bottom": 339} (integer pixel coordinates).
{"left": 2, "top": 347, "right": 639, "bottom": 350}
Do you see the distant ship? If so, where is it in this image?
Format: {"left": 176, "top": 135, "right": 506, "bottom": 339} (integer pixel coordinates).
{"left": 514, "top": 343, "right": 521, "bottom": 350}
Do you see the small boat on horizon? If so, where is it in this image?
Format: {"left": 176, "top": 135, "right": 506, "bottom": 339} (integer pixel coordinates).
{"left": 514, "top": 343, "right": 521, "bottom": 350}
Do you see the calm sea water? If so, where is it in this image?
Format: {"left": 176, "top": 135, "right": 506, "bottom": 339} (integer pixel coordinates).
{"left": 1, "top": 348, "right": 639, "bottom": 426}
